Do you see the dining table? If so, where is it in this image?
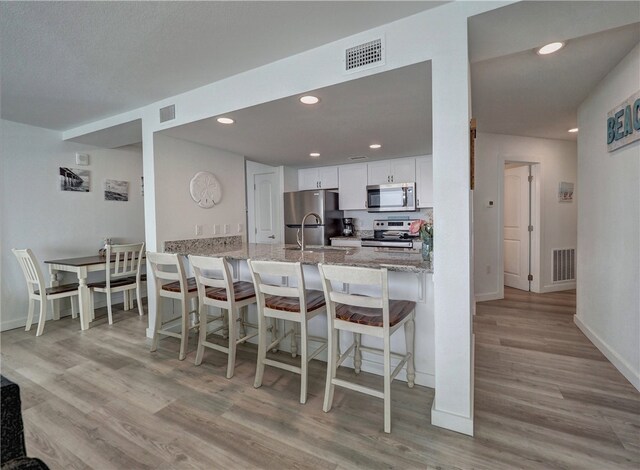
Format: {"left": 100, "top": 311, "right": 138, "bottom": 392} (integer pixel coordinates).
{"left": 44, "top": 254, "right": 143, "bottom": 330}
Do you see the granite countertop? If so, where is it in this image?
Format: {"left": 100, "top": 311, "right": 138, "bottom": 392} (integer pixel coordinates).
{"left": 166, "top": 242, "right": 432, "bottom": 273}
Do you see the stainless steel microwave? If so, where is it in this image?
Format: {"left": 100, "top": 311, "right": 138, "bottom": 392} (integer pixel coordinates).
{"left": 366, "top": 182, "right": 416, "bottom": 212}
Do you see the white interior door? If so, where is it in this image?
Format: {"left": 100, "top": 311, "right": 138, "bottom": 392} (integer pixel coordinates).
{"left": 254, "top": 172, "right": 279, "bottom": 244}
{"left": 503, "top": 165, "right": 531, "bottom": 291}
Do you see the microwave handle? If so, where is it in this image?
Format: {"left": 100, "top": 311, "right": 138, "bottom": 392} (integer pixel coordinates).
{"left": 402, "top": 188, "right": 407, "bottom": 207}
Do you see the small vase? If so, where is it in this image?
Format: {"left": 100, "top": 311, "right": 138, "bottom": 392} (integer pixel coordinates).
{"left": 421, "top": 236, "right": 433, "bottom": 262}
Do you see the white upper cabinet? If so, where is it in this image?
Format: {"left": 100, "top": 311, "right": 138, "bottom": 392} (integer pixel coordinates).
{"left": 338, "top": 163, "right": 368, "bottom": 210}
{"left": 415, "top": 155, "right": 433, "bottom": 208}
{"left": 367, "top": 157, "right": 416, "bottom": 185}
{"left": 298, "top": 166, "right": 338, "bottom": 190}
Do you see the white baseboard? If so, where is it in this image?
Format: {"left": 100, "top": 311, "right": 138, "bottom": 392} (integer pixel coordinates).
{"left": 430, "top": 403, "right": 474, "bottom": 436}
{"left": 540, "top": 281, "right": 576, "bottom": 293}
{"left": 574, "top": 315, "right": 640, "bottom": 391}
{"left": 475, "top": 291, "right": 501, "bottom": 302}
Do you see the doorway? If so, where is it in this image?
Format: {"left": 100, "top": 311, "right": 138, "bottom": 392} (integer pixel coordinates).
{"left": 499, "top": 160, "right": 541, "bottom": 296}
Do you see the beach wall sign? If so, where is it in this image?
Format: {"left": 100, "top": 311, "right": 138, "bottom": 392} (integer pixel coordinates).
{"left": 607, "top": 90, "right": 640, "bottom": 152}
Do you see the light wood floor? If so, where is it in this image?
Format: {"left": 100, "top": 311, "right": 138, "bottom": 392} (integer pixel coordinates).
{"left": 1, "top": 288, "right": 638, "bottom": 469}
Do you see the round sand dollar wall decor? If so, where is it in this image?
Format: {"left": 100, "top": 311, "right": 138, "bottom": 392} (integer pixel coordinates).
{"left": 189, "top": 171, "right": 222, "bottom": 208}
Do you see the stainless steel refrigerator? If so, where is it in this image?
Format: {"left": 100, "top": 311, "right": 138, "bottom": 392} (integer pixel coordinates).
{"left": 284, "top": 190, "right": 343, "bottom": 246}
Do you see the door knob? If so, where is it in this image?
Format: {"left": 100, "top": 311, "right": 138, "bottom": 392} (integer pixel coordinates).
{"left": 268, "top": 235, "right": 275, "bottom": 239}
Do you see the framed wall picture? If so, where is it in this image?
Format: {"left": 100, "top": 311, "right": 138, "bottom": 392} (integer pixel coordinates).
{"left": 104, "top": 179, "right": 129, "bottom": 201}
{"left": 558, "top": 181, "right": 574, "bottom": 203}
{"left": 60, "top": 167, "right": 90, "bottom": 192}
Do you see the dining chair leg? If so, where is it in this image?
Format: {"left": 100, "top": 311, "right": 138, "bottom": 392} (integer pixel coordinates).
{"left": 106, "top": 293, "right": 114, "bottom": 325}
{"left": 179, "top": 298, "right": 189, "bottom": 361}
{"left": 299, "top": 319, "right": 308, "bottom": 404}
{"left": 71, "top": 296, "right": 78, "bottom": 319}
{"left": 226, "top": 308, "right": 238, "bottom": 379}
{"left": 194, "top": 304, "right": 207, "bottom": 366}
{"left": 254, "top": 312, "right": 268, "bottom": 388}
{"left": 150, "top": 294, "right": 162, "bottom": 352}
{"left": 136, "top": 285, "right": 144, "bottom": 316}
{"left": 354, "top": 333, "right": 362, "bottom": 374}
{"left": 35, "top": 299, "right": 47, "bottom": 337}
{"left": 404, "top": 314, "right": 416, "bottom": 388}
{"left": 323, "top": 327, "right": 338, "bottom": 413}
{"left": 25, "top": 298, "right": 35, "bottom": 332}
{"left": 383, "top": 335, "right": 392, "bottom": 434}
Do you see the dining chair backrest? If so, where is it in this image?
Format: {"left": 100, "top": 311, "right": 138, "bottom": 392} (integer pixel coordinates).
{"left": 248, "top": 260, "right": 308, "bottom": 314}
{"left": 106, "top": 243, "right": 145, "bottom": 285}
{"left": 318, "top": 264, "right": 390, "bottom": 329}
{"left": 146, "top": 251, "right": 187, "bottom": 294}
{"left": 12, "top": 249, "right": 45, "bottom": 297}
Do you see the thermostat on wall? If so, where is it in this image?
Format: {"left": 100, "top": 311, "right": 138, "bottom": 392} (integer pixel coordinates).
{"left": 76, "top": 153, "right": 90, "bottom": 165}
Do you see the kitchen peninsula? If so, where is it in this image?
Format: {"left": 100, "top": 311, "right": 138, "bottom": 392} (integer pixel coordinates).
{"left": 164, "top": 238, "right": 435, "bottom": 388}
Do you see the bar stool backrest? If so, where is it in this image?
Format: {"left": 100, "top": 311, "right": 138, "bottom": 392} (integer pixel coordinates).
{"left": 189, "top": 255, "right": 234, "bottom": 307}
{"left": 146, "top": 251, "right": 187, "bottom": 297}
{"left": 248, "top": 260, "right": 307, "bottom": 314}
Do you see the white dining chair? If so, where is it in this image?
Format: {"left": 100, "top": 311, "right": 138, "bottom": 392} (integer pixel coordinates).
{"left": 88, "top": 243, "right": 144, "bottom": 325}
{"left": 189, "top": 255, "right": 258, "bottom": 378}
{"left": 147, "top": 251, "right": 198, "bottom": 360}
{"left": 248, "top": 259, "right": 327, "bottom": 404}
{"left": 318, "top": 263, "right": 416, "bottom": 433}
{"left": 12, "top": 248, "right": 79, "bottom": 336}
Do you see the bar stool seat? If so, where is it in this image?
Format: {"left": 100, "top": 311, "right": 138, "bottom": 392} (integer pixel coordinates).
{"left": 335, "top": 300, "right": 414, "bottom": 327}
{"left": 264, "top": 290, "right": 325, "bottom": 313}
{"left": 205, "top": 281, "right": 255, "bottom": 302}
{"left": 162, "top": 277, "right": 198, "bottom": 293}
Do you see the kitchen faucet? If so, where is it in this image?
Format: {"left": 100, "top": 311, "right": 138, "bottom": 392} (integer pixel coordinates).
{"left": 299, "top": 212, "right": 322, "bottom": 251}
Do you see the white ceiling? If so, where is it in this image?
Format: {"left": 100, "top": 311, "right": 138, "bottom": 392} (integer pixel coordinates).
{"left": 2, "top": 1, "right": 638, "bottom": 165}
{"left": 0, "top": 1, "right": 444, "bottom": 131}
{"left": 162, "top": 62, "right": 432, "bottom": 167}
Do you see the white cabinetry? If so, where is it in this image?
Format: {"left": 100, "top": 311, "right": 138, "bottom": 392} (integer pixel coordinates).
{"left": 367, "top": 157, "right": 416, "bottom": 185}
{"left": 415, "top": 155, "right": 434, "bottom": 208}
{"left": 298, "top": 166, "right": 338, "bottom": 190}
{"left": 338, "top": 163, "right": 368, "bottom": 210}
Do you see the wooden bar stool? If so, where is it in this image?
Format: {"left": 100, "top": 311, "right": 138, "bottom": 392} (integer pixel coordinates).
{"left": 147, "top": 252, "right": 198, "bottom": 360}
{"left": 12, "top": 248, "right": 79, "bottom": 336}
{"left": 248, "top": 259, "right": 327, "bottom": 404}
{"left": 189, "top": 255, "right": 258, "bottom": 378}
{"left": 318, "top": 263, "right": 416, "bottom": 433}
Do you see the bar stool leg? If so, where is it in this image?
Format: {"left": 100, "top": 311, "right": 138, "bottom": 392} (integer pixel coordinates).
{"left": 404, "top": 313, "right": 416, "bottom": 388}
{"left": 299, "top": 319, "right": 308, "bottom": 404}
{"left": 226, "top": 308, "right": 238, "bottom": 379}
{"left": 383, "top": 335, "right": 392, "bottom": 433}
{"left": 354, "top": 333, "right": 362, "bottom": 374}
{"left": 179, "top": 298, "right": 189, "bottom": 361}
{"left": 195, "top": 304, "right": 207, "bottom": 366}
{"left": 323, "top": 327, "right": 338, "bottom": 412}
{"left": 150, "top": 293, "right": 162, "bottom": 352}
{"left": 254, "top": 311, "right": 268, "bottom": 389}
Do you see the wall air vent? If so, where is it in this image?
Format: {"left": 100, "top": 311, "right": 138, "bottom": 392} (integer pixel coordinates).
{"left": 159, "top": 104, "right": 175, "bottom": 123}
{"left": 348, "top": 156, "right": 368, "bottom": 161}
{"left": 552, "top": 248, "right": 575, "bottom": 282}
{"left": 344, "top": 37, "right": 384, "bottom": 73}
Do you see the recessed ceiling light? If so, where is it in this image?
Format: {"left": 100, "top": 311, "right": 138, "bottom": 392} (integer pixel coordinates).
{"left": 310, "top": 152, "right": 320, "bottom": 157}
{"left": 537, "top": 42, "right": 564, "bottom": 55}
{"left": 369, "top": 144, "right": 382, "bottom": 149}
{"left": 300, "top": 95, "right": 320, "bottom": 105}
{"left": 216, "top": 117, "right": 234, "bottom": 124}
{"left": 568, "top": 128, "right": 579, "bottom": 133}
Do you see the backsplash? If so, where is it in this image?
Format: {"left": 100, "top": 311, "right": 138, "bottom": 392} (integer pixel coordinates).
{"left": 343, "top": 208, "right": 433, "bottom": 232}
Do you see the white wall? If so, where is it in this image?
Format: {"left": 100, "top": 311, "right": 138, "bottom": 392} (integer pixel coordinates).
{"left": 0, "top": 119, "right": 145, "bottom": 331}
{"left": 474, "top": 132, "right": 577, "bottom": 300}
{"left": 575, "top": 44, "right": 640, "bottom": 391}
{"left": 153, "top": 133, "right": 246, "bottom": 246}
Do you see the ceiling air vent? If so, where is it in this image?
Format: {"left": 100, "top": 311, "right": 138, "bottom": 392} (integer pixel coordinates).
{"left": 348, "top": 156, "right": 368, "bottom": 161}
{"left": 345, "top": 38, "right": 384, "bottom": 73}
{"left": 159, "top": 104, "right": 175, "bottom": 123}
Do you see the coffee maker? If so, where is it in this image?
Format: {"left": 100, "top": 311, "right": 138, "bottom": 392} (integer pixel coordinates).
{"left": 342, "top": 218, "right": 355, "bottom": 237}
